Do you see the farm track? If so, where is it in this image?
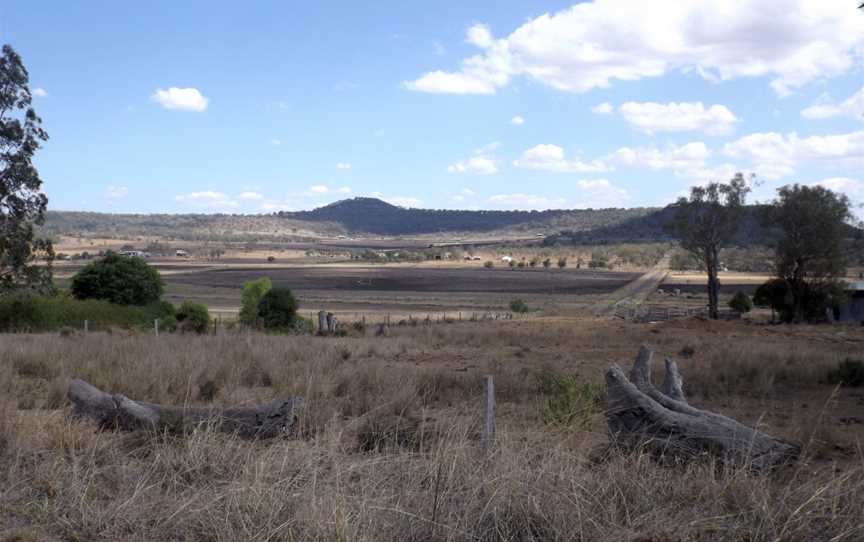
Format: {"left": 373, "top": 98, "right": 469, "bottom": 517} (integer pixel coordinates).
{"left": 594, "top": 255, "right": 670, "bottom": 316}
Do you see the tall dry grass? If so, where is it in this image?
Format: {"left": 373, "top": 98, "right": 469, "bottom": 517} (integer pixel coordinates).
{"left": 1, "top": 319, "right": 863, "bottom": 540}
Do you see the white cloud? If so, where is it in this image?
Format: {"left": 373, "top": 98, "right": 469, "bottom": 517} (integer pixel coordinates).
{"left": 510, "top": 115, "right": 525, "bottom": 125}
{"left": 151, "top": 87, "right": 209, "bottom": 112}
{"left": 174, "top": 191, "right": 238, "bottom": 210}
{"left": 575, "top": 179, "right": 630, "bottom": 208}
{"left": 608, "top": 141, "right": 711, "bottom": 171}
{"left": 405, "top": 2, "right": 864, "bottom": 96}
{"left": 487, "top": 193, "right": 565, "bottom": 210}
{"left": 384, "top": 196, "right": 423, "bottom": 208}
{"left": 32, "top": 87, "right": 47, "bottom": 97}
{"left": 591, "top": 102, "right": 613, "bottom": 114}
{"left": 448, "top": 142, "right": 500, "bottom": 175}
{"left": 336, "top": 162, "right": 352, "bottom": 170}
{"left": 802, "top": 86, "right": 864, "bottom": 121}
{"left": 238, "top": 191, "right": 264, "bottom": 201}
{"left": 308, "top": 185, "right": 329, "bottom": 194}
{"left": 514, "top": 144, "right": 607, "bottom": 173}
{"left": 618, "top": 101, "right": 738, "bottom": 135}
{"left": 461, "top": 188, "right": 475, "bottom": 196}
{"left": 724, "top": 130, "right": 864, "bottom": 180}
{"left": 259, "top": 200, "right": 298, "bottom": 212}
{"left": 336, "top": 186, "right": 352, "bottom": 194}
{"left": 448, "top": 156, "right": 498, "bottom": 175}
{"left": 105, "top": 185, "right": 128, "bottom": 200}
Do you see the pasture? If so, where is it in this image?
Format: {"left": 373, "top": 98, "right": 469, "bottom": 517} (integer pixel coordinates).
{"left": 1, "top": 318, "right": 863, "bottom": 540}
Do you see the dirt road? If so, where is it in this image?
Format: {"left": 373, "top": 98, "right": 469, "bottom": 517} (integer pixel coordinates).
{"left": 594, "top": 255, "right": 670, "bottom": 316}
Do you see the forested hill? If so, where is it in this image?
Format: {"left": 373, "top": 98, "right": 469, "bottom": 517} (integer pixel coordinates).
{"left": 278, "top": 197, "right": 653, "bottom": 235}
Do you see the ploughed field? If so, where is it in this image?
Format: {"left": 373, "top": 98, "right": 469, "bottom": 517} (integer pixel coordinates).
{"left": 165, "top": 265, "right": 640, "bottom": 295}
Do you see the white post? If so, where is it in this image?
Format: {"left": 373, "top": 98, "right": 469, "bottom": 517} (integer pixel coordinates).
{"left": 481, "top": 375, "right": 495, "bottom": 454}
{"left": 154, "top": 319, "right": 159, "bottom": 337}
{"left": 84, "top": 320, "right": 89, "bottom": 333}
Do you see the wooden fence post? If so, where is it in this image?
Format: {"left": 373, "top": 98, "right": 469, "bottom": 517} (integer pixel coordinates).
{"left": 481, "top": 375, "right": 495, "bottom": 454}
{"left": 84, "top": 320, "right": 88, "bottom": 334}
{"left": 154, "top": 319, "right": 159, "bottom": 337}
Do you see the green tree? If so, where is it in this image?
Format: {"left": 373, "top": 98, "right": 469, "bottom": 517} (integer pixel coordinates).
{"left": 257, "top": 287, "right": 298, "bottom": 330}
{"left": 557, "top": 257, "right": 567, "bottom": 269}
{"left": 0, "top": 45, "right": 53, "bottom": 294}
{"left": 728, "top": 291, "right": 753, "bottom": 314}
{"left": 71, "top": 252, "right": 164, "bottom": 305}
{"left": 239, "top": 277, "right": 272, "bottom": 326}
{"left": 176, "top": 300, "right": 210, "bottom": 334}
{"left": 666, "top": 174, "right": 750, "bottom": 319}
{"left": 764, "top": 184, "right": 852, "bottom": 322}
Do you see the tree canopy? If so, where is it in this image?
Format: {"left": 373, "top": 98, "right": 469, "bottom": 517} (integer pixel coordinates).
{"left": 71, "top": 253, "right": 164, "bottom": 305}
{"left": 0, "top": 44, "right": 53, "bottom": 293}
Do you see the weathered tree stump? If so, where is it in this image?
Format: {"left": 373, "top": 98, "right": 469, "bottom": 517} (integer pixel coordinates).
{"left": 318, "top": 310, "right": 328, "bottom": 334}
{"left": 68, "top": 379, "right": 303, "bottom": 439}
{"left": 605, "top": 346, "right": 799, "bottom": 471}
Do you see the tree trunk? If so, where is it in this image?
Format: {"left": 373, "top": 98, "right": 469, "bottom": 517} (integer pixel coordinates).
{"left": 605, "top": 346, "right": 799, "bottom": 471}
{"left": 705, "top": 247, "right": 720, "bottom": 320}
{"left": 67, "top": 379, "right": 303, "bottom": 439}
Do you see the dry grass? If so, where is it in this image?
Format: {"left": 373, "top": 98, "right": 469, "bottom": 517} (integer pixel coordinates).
{"left": 2, "top": 319, "right": 864, "bottom": 541}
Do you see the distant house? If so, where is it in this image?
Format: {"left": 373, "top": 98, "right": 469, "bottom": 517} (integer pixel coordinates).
{"left": 501, "top": 256, "right": 514, "bottom": 263}
{"left": 175, "top": 249, "right": 189, "bottom": 257}
{"left": 838, "top": 282, "right": 864, "bottom": 323}
{"left": 118, "top": 250, "right": 146, "bottom": 258}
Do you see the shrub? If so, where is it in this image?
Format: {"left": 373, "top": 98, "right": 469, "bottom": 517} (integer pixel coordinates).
{"left": 509, "top": 299, "right": 529, "bottom": 314}
{"left": 198, "top": 379, "right": 220, "bottom": 401}
{"left": 557, "top": 257, "right": 567, "bottom": 269}
{"left": 542, "top": 258, "right": 552, "bottom": 269}
{"left": 754, "top": 278, "right": 845, "bottom": 323}
{"left": 728, "top": 291, "right": 753, "bottom": 313}
{"left": 267, "top": 256, "right": 275, "bottom": 262}
{"left": 258, "top": 288, "right": 299, "bottom": 330}
{"left": 0, "top": 293, "right": 176, "bottom": 332}
{"left": 536, "top": 371, "right": 604, "bottom": 427}
{"left": 71, "top": 252, "right": 163, "bottom": 305}
{"left": 239, "top": 277, "right": 272, "bottom": 327}
{"left": 176, "top": 301, "right": 210, "bottom": 334}
{"left": 827, "top": 359, "right": 864, "bottom": 387}
{"left": 483, "top": 260, "right": 494, "bottom": 269}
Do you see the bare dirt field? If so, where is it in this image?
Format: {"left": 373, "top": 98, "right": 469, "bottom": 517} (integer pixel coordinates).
{"left": 2, "top": 317, "right": 863, "bottom": 540}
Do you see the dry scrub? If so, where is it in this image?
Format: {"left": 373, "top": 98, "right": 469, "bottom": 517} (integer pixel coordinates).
{"left": 1, "top": 319, "right": 863, "bottom": 541}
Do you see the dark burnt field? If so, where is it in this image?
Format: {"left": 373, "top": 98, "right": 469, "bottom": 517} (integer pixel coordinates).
{"left": 166, "top": 266, "right": 640, "bottom": 295}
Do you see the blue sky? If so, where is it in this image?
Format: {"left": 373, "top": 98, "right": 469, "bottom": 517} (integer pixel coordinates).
{"left": 3, "top": 1, "right": 863, "bottom": 214}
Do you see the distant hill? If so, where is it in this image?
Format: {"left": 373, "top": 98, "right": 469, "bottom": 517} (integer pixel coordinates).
{"left": 278, "top": 197, "right": 654, "bottom": 236}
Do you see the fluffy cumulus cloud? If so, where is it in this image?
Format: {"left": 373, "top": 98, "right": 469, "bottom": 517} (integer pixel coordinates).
{"left": 487, "top": 193, "right": 566, "bottom": 210}
{"left": 32, "top": 87, "right": 48, "bottom": 97}
{"left": 152, "top": 87, "right": 209, "bottom": 112}
{"left": 174, "top": 191, "right": 238, "bottom": 210}
{"left": 105, "top": 185, "right": 128, "bottom": 200}
{"left": 618, "top": 102, "right": 739, "bottom": 135}
{"left": 575, "top": 179, "right": 630, "bottom": 208}
{"left": 405, "top": 2, "right": 864, "bottom": 96}
{"left": 336, "top": 186, "right": 352, "bottom": 194}
{"left": 724, "top": 130, "right": 864, "bottom": 180}
{"left": 510, "top": 115, "right": 525, "bottom": 126}
{"left": 802, "top": 87, "right": 864, "bottom": 121}
{"left": 514, "top": 144, "right": 607, "bottom": 173}
{"left": 448, "top": 142, "right": 500, "bottom": 175}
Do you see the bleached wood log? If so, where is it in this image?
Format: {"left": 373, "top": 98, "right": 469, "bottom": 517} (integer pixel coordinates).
{"left": 68, "top": 379, "right": 303, "bottom": 439}
{"left": 605, "top": 345, "right": 799, "bottom": 471}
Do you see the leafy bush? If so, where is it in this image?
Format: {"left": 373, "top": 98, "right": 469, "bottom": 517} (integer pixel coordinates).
{"left": 483, "top": 260, "right": 494, "bottom": 269}
{"left": 542, "top": 258, "right": 552, "bottom": 269}
{"left": 258, "top": 288, "right": 299, "bottom": 330}
{"left": 728, "top": 291, "right": 753, "bottom": 313}
{"left": 176, "top": 301, "right": 210, "bottom": 334}
{"left": 509, "top": 299, "right": 529, "bottom": 314}
{"left": 536, "top": 371, "right": 604, "bottom": 427}
{"left": 827, "top": 359, "right": 864, "bottom": 387}
{"left": 754, "top": 278, "right": 846, "bottom": 323}
{"left": 239, "top": 277, "right": 272, "bottom": 327}
{"left": 557, "top": 257, "right": 567, "bottom": 269}
{"left": 71, "top": 252, "right": 163, "bottom": 305}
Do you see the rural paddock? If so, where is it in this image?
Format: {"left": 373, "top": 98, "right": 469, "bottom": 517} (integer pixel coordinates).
{"left": 2, "top": 318, "right": 864, "bottom": 541}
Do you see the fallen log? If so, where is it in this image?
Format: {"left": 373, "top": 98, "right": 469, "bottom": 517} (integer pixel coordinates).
{"left": 605, "top": 346, "right": 799, "bottom": 471}
{"left": 68, "top": 379, "right": 303, "bottom": 439}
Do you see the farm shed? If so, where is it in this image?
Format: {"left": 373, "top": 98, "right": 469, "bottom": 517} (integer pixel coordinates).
{"left": 838, "top": 282, "right": 864, "bottom": 323}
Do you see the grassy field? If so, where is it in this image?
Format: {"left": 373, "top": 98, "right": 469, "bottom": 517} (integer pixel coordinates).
{"left": 2, "top": 318, "right": 863, "bottom": 541}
